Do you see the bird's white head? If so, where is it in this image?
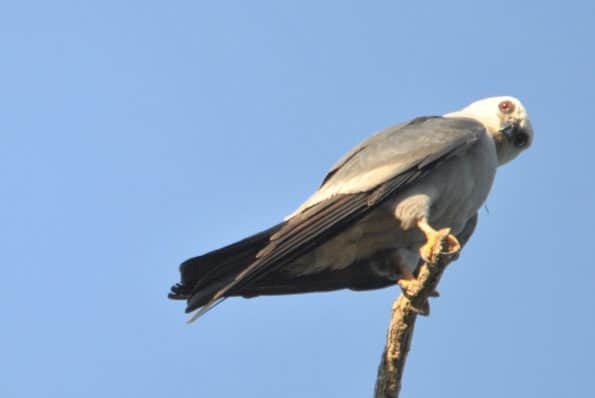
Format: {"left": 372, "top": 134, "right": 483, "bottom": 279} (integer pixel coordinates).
{"left": 444, "top": 96, "right": 533, "bottom": 165}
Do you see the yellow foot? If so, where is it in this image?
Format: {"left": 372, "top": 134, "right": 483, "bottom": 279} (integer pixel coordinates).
{"left": 397, "top": 277, "right": 417, "bottom": 293}
{"left": 397, "top": 277, "right": 431, "bottom": 315}
{"left": 418, "top": 220, "right": 461, "bottom": 264}
{"left": 396, "top": 263, "right": 439, "bottom": 297}
{"left": 397, "top": 277, "right": 439, "bottom": 297}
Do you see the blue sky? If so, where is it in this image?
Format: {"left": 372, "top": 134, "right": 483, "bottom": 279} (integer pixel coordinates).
{"left": 1, "top": 1, "right": 594, "bottom": 397}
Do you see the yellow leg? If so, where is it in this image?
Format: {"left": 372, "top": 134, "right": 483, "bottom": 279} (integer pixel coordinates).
{"left": 417, "top": 218, "right": 461, "bottom": 264}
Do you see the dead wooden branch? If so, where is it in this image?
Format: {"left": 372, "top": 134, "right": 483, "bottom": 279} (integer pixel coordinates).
{"left": 373, "top": 251, "right": 458, "bottom": 398}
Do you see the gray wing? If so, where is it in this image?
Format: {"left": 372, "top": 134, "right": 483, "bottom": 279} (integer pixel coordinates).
{"left": 318, "top": 119, "right": 415, "bottom": 187}
{"left": 289, "top": 116, "right": 482, "bottom": 216}
{"left": 187, "top": 116, "right": 485, "bottom": 318}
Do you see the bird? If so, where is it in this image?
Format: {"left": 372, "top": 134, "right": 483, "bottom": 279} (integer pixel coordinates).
{"left": 169, "top": 96, "right": 533, "bottom": 322}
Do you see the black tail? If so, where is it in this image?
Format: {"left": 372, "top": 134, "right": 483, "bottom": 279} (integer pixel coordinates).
{"left": 169, "top": 226, "right": 398, "bottom": 317}
{"left": 168, "top": 223, "right": 283, "bottom": 313}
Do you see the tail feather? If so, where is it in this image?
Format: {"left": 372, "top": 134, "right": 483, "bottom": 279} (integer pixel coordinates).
{"left": 168, "top": 226, "right": 399, "bottom": 319}
{"left": 168, "top": 223, "right": 283, "bottom": 312}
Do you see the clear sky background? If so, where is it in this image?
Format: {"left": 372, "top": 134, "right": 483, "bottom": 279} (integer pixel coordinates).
{"left": 1, "top": 1, "right": 594, "bottom": 397}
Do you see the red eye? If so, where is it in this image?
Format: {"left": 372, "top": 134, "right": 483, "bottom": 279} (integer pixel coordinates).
{"left": 499, "top": 100, "right": 515, "bottom": 114}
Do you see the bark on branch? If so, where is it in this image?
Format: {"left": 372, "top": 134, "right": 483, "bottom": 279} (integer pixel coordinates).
{"left": 373, "top": 251, "right": 458, "bottom": 398}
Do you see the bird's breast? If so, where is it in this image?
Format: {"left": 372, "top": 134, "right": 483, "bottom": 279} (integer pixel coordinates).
{"left": 426, "top": 132, "right": 498, "bottom": 233}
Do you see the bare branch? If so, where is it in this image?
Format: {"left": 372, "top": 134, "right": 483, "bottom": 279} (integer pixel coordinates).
{"left": 374, "top": 251, "right": 457, "bottom": 398}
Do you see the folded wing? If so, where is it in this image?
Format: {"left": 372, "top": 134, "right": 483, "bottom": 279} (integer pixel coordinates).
{"left": 172, "top": 116, "right": 485, "bottom": 321}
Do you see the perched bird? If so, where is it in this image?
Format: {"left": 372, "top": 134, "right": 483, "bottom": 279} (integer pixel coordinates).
{"left": 169, "top": 96, "right": 533, "bottom": 322}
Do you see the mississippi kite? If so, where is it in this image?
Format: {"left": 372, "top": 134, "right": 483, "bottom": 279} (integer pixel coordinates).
{"left": 169, "top": 96, "right": 533, "bottom": 322}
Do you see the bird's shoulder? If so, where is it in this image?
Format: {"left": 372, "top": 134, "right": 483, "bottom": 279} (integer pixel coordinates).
{"left": 320, "top": 115, "right": 485, "bottom": 190}
{"left": 286, "top": 116, "right": 484, "bottom": 218}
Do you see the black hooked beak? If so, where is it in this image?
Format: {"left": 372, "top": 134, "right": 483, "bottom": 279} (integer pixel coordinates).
{"left": 500, "top": 119, "right": 530, "bottom": 148}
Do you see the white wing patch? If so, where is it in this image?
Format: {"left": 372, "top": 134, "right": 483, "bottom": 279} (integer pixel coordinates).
{"left": 285, "top": 163, "right": 402, "bottom": 220}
